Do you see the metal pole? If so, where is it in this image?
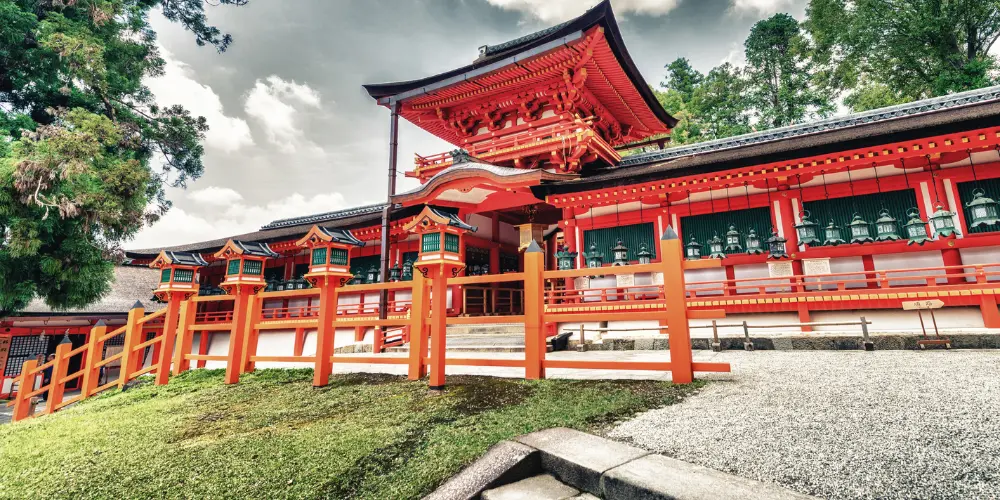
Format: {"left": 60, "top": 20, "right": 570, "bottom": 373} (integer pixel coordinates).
{"left": 379, "top": 100, "right": 401, "bottom": 322}
{"left": 861, "top": 316, "right": 874, "bottom": 351}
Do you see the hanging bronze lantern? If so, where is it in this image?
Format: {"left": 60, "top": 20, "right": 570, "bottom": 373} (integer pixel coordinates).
{"left": 402, "top": 259, "right": 414, "bottom": 281}
{"left": 967, "top": 188, "right": 1000, "bottom": 228}
{"left": 903, "top": 208, "right": 931, "bottom": 245}
{"left": 823, "top": 220, "right": 846, "bottom": 245}
{"left": 724, "top": 225, "right": 742, "bottom": 252}
{"left": 585, "top": 243, "right": 604, "bottom": 268}
{"left": 556, "top": 246, "right": 578, "bottom": 270}
{"left": 636, "top": 244, "right": 653, "bottom": 264}
{"left": 848, "top": 213, "right": 874, "bottom": 244}
{"left": 794, "top": 210, "right": 821, "bottom": 246}
{"left": 611, "top": 239, "right": 629, "bottom": 266}
{"left": 352, "top": 269, "right": 366, "bottom": 284}
{"left": 685, "top": 238, "right": 702, "bottom": 260}
{"left": 708, "top": 234, "right": 726, "bottom": 259}
{"left": 745, "top": 229, "right": 763, "bottom": 254}
{"left": 766, "top": 229, "right": 788, "bottom": 259}
{"left": 389, "top": 261, "right": 402, "bottom": 282}
{"left": 928, "top": 205, "right": 958, "bottom": 238}
{"left": 366, "top": 266, "right": 379, "bottom": 284}
{"left": 874, "top": 209, "right": 901, "bottom": 241}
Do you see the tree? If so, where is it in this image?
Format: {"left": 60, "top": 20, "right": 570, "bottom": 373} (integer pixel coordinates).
{"left": 691, "top": 63, "right": 752, "bottom": 140}
{"left": 806, "top": 0, "right": 1000, "bottom": 111}
{"left": 662, "top": 57, "right": 704, "bottom": 103}
{"left": 744, "top": 13, "right": 832, "bottom": 128}
{"left": 0, "top": 0, "right": 245, "bottom": 316}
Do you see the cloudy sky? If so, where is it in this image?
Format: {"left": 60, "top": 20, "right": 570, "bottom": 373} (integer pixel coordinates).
{"left": 129, "top": 0, "right": 807, "bottom": 249}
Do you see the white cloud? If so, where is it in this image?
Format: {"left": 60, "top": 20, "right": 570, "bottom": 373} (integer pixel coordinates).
{"left": 729, "top": 0, "right": 796, "bottom": 15}
{"left": 145, "top": 46, "right": 254, "bottom": 153}
{"left": 187, "top": 186, "right": 244, "bottom": 206}
{"left": 243, "top": 76, "right": 324, "bottom": 154}
{"left": 484, "top": 0, "right": 680, "bottom": 23}
{"left": 128, "top": 191, "right": 349, "bottom": 249}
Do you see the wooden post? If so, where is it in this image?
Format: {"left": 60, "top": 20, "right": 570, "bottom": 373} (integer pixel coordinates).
{"left": 12, "top": 359, "right": 38, "bottom": 422}
{"left": 408, "top": 273, "right": 429, "bottom": 380}
{"left": 45, "top": 342, "right": 71, "bottom": 414}
{"left": 118, "top": 301, "right": 145, "bottom": 388}
{"left": 373, "top": 326, "right": 384, "bottom": 354}
{"left": 742, "top": 320, "right": 754, "bottom": 351}
{"left": 523, "top": 241, "right": 545, "bottom": 380}
{"left": 429, "top": 271, "right": 448, "bottom": 389}
{"left": 172, "top": 300, "right": 196, "bottom": 376}
{"left": 241, "top": 293, "right": 264, "bottom": 373}
{"left": 155, "top": 294, "right": 184, "bottom": 385}
{"left": 711, "top": 320, "right": 721, "bottom": 352}
{"left": 197, "top": 330, "right": 210, "bottom": 369}
{"left": 293, "top": 327, "right": 306, "bottom": 357}
{"left": 861, "top": 316, "right": 874, "bottom": 351}
{"left": 313, "top": 277, "right": 339, "bottom": 387}
{"left": 81, "top": 321, "right": 107, "bottom": 397}
{"left": 659, "top": 227, "right": 694, "bottom": 384}
{"left": 980, "top": 294, "right": 1000, "bottom": 329}
{"left": 225, "top": 291, "right": 251, "bottom": 385}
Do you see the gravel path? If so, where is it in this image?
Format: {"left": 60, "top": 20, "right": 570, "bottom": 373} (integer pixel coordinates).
{"left": 610, "top": 350, "right": 1000, "bottom": 499}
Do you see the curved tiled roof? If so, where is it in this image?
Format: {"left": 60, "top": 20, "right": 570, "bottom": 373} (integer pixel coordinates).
{"left": 261, "top": 203, "right": 387, "bottom": 230}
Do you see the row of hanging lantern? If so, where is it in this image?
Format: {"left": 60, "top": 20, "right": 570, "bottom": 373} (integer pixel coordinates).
{"left": 556, "top": 239, "right": 655, "bottom": 270}
{"left": 793, "top": 204, "right": 959, "bottom": 247}
{"left": 351, "top": 259, "right": 415, "bottom": 284}
{"left": 684, "top": 227, "right": 789, "bottom": 260}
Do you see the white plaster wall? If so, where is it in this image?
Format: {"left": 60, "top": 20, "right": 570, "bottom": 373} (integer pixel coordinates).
{"left": 555, "top": 321, "right": 603, "bottom": 342}
{"left": 872, "top": 250, "right": 946, "bottom": 286}
{"left": 812, "top": 308, "right": 985, "bottom": 333}
{"left": 959, "top": 246, "right": 1000, "bottom": 282}
{"left": 205, "top": 332, "right": 228, "bottom": 369}
{"left": 253, "top": 330, "right": 306, "bottom": 369}
{"left": 691, "top": 313, "right": 801, "bottom": 337}
{"left": 804, "top": 256, "right": 867, "bottom": 291}
{"left": 685, "top": 267, "right": 727, "bottom": 296}
{"left": 732, "top": 263, "right": 789, "bottom": 294}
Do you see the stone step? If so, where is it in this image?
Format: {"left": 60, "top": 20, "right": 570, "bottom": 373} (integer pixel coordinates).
{"left": 481, "top": 474, "right": 583, "bottom": 500}
{"left": 446, "top": 322, "right": 525, "bottom": 335}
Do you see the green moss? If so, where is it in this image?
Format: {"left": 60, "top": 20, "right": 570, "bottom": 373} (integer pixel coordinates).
{"left": 0, "top": 369, "right": 700, "bottom": 499}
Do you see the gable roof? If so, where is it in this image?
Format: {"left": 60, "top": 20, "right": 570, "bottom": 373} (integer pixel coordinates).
{"left": 19, "top": 266, "right": 165, "bottom": 316}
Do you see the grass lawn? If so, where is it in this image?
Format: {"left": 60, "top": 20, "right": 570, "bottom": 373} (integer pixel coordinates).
{"left": 0, "top": 369, "right": 701, "bottom": 499}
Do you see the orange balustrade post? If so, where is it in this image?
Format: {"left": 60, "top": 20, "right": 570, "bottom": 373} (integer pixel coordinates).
{"left": 429, "top": 272, "right": 448, "bottom": 389}
{"left": 293, "top": 327, "right": 306, "bottom": 357}
{"left": 523, "top": 241, "right": 546, "bottom": 380}
{"left": 155, "top": 293, "right": 185, "bottom": 385}
{"left": 312, "top": 277, "right": 340, "bottom": 387}
{"left": 981, "top": 294, "right": 1000, "bottom": 329}
{"left": 224, "top": 290, "right": 253, "bottom": 385}
{"left": 408, "top": 273, "right": 429, "bottom": 380}
{"left": 81, "top": 320, "right": 107, "bottom": 397}
{"left": 12, "top": 360, "right": 38, "bottom": 422}
{"left": 45, "top": 343, "right": 72, "bottom": 414}
{"left": 118, "top": 301, "right": 145, "bottom": 388}
{"left": 660, "top": 227, "right": 694, "bottom": 384}
{"left": 172, "top": 300, "right": 197, "bottom": 376}
{"left": 241, "top": 293, "right": 264, "bottom": 373}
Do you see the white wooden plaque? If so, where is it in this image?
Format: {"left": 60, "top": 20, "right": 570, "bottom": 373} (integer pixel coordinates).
{"left": 802, "top": 258, "right": 831, "bottom": 276}
{"left": 768, "top": 261, "right": 794, "bottom": 278}
{"left": 615, "top": 273, "right": 635, "bottom": 287}
{"left": 573, "top": 277, "right": 590, "bottom": 289}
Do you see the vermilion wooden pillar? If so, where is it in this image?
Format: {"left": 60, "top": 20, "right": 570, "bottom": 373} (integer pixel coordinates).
{"left": 149, "top": 250, "right": 207, "bottom": 384}
{"left": 523, "top": 242, "right": 545, "bottom": 379}
{"left": 660, "top": 227, "right": 694, "bottom": 384}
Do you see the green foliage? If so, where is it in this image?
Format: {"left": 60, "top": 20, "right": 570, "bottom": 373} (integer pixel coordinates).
{"left": 805, "top": 0, "right": 1000, "bottom": 111}
{"left": 0, "top": 370, "right": 701, "bottom": 499}
{"left": 0, "top": 0, "right": 244, "bottom": 315}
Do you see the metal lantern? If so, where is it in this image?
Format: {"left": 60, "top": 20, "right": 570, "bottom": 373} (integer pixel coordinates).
{"left": 724, "top": 225, "right": 742, "bottom": 252}
{"left": 766, "top": 229, "right": 788, "bottom": 259}
{"left": 389, "top": 262, "right": 402, "bottom": 282}
{"left": 611, "top": 239, "right": 629, "bottom": 266}
{"left": 793, "top": 210, "right": 821, "bottom": 246}
{"left": 848, "top": 214, "right": 874, "bottom": 244}
{"left": 874, "top": 209, "right": 901, "bottom": 241}
{"left": 745, "top": 228, "right": 763, "bottom": 255}
{"left": 556, "top": 246, "right": 577, "bottom": 270}
{"left": 928, "top": 204, "right": 958, "bottom": 238}
{"left": 352, "top": 269, "right": 366, "bottom": 284}
{"left": 903, "top": 208, "right": 931, "bottom": 245}
{"left": 636, "top": 244, "right": 653, "bottom": 265}
{"left": 967, "top": 188, "right": 1000, "bottom": 228}
{"left": 402, "top": 259, "right": 414, "bottom": 281}
{"left": 685, "top": 237, "right": 702, "bottom": 259}
{"left": 365, "top": 266, "right": 379, "bottom": 284}
{"left": 585, "top": 243, "right": 604, "bottom": 268}
{"left": 708, "top": 234, "right": 726, "bottom": 259}
{"left": 823, "top": 220, "right": 846, "bottom": 246}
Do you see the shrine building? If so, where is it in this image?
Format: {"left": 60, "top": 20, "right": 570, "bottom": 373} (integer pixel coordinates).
{"left": 11, "top": 0, "right": 997, "bottom": 376}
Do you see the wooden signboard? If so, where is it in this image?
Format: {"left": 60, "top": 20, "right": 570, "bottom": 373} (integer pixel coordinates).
{"left": 902, "top": 299, "right": 945, "bottom": 310}
{"left": 0, "top": 336, "right": 10, "bottom": 376}
{"left": 768, "top": 261, "right": 794, "bottom": 278}
{"left": 802, "top": 258, "right": 831, "bottom": 276}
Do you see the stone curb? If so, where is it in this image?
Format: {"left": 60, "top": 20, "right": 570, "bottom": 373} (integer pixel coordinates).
{"left": 426, "top": 427, "right": 815, "bottom": 499}
{"left": 583, "top": 332, "right": 1000, "bottom": 351}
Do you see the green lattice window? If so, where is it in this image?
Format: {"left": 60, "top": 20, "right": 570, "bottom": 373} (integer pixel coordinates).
{"left": 445, "top": 233, "right": 459, "bottom": 253}
{"left": 583, "top": 222, "right": 656, "bottom": 262}
{"left": 803, "top": 189, "right": 918, "bottom": 244}
{"left": 242, "top": 260, "right": 262, "bottom": 275}
{"left": 174, "top": 269, "right": 194, "bottom": 282}
{"left": 311, "top": 247, "right": 327, "bottom": 265}
{"left": 227, "top": 259, "right": 240, "bottom": 275}
{"left": 330, "top": 248, "right": 349, "bottom": 266}
{"left": 958, "top": 179, "right": 1000, "bottom": 235}
{"left": 422, "top": 233, "right": 440, "bottom": 252}
{"left": 681, "top": 207, "right": 771, "bottom": 256}
{"left": 160, "top": 269, "right": 171, "bottom": 282}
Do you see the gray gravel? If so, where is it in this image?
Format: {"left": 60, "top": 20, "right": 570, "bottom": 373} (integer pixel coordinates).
{"left": 609, "top": 350, "right": 1000, "bottom": 499}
